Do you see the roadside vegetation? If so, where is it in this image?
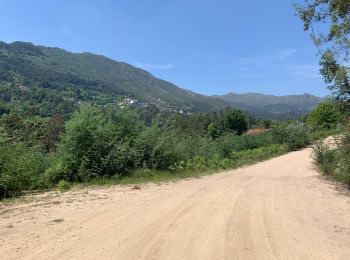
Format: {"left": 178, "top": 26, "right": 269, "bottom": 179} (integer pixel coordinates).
{"left": 296, "top": 0, "right": 350, "bottom": 186}
{"left": 1, "top": 101, "right": 339, "bottom": 199}
{"left": 314, "top": 134, "right": 350, "bottom": 185}
{"left": 311, "top": 103, "right": 349, "bottom": 185}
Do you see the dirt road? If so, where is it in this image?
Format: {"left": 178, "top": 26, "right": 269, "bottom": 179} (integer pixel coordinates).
{"left": 1, "top": 147, "right": 350, "bottom": 259}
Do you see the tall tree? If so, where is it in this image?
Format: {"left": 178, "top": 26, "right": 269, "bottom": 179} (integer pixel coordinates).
{"left": 223, "top": 108, "right": 248, "bottom": 135}
{"left": 295, "top": 0, "right": 350, "bottom": 113}
{"left": 42, "top": 114, "right": 65, "bottom": 152}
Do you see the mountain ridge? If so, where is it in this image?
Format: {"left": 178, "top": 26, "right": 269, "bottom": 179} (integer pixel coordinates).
{"left": 0, "top": 41, "right": 321, "bottom": 118}
{"left": 0, "top": 41, "right": 229, "bottom": 115}
{"left": 214, "top": 92, "right": 322, "bottom": 119}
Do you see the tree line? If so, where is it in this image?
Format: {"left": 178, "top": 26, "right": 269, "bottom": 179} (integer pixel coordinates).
{"left": 0, "top": 101, "right": 343, "bottom": 198}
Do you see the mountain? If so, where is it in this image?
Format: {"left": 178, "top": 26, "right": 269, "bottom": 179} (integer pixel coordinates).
{"left": 0, "top": 41, "right": 322, "bottom": 119}
{"left": 0, "top": 41, "right": 229, "bottom": 116}
{"left": 214, "top": 92, "right": 322, "bottom": 119}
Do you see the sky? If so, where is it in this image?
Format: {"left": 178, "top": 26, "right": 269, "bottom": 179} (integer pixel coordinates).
{"left": 0, "top": 0, "right": 329, "bottom": 97}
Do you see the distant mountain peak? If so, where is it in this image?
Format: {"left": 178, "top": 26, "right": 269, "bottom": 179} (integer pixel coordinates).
{"left": 215, "top": 92, "right": 322, "bottom": 119}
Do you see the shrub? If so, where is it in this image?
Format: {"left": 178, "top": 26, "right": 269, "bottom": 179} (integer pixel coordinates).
{"left": 307, "top": 102, "right": 344, "bottom": 130}
{"left": 58, "top": 180, "right": 70, "bottom": 192}
{"left": 43, "top": 160, "right": 68, "bottom": 184}
{"left": 220, "top": 158, "right": 233, "bottom": 169}
{"left": 313, "top": 130, "right": 350, "bottom": 186}
{"left": 285, "top": 123, "right": 310, "bottom": 150}
{"left": 185, "top": 156, "right": 206, "bottom": 170}
{"left": 334, "top": 131, "right": 350, "bottom": 185}
{"left": 0, "top": 142, "right": 49, "bottom": 198}
{"left": 313, "top": 140, "right": 338, "bottom": 175}
{"left": 272, "top": 122, "right": 310, "bottom": 150}
{"left": 48, "top": 106, "right": 144, "bottom": 182}
{"left": 1, "top": 104, "right": 309, "bottom": 199}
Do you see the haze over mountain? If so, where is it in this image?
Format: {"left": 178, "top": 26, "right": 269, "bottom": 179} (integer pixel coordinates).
{"left": 0, "top": 41, "right": 321, "bottom": 118}
{"left": 215, "top": 92, "right": 322, "bottom": 119}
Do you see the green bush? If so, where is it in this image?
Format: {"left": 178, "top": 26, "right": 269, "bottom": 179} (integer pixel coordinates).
{"left": 313, "top": 130, "right": 350, "bottom": 186}
{"left": 307, "top": 102, "right": 344, "bottom": 130}
{"left": 44, "top": 160, "right": 68, "bottom": 184}
{"left": 220, "top": 158, "right": 233, "bottom": 169}
{"left": 58, "top": 180, "right": 70, "bottom": 192}
{"left": 1, "top": 104, "right": 317, "bottom": 199}
{"left": 47, "top": 106, "right": 144, "bottom": 182}
{"left": 185, "top": 156, "right": 206, "bottom": 170}
{"left": 0, "top": 142, "right": 49, "bottom": 198}
{"left": 313, "top": 140, "right": 338, "bottom": 175}
{"left": 272, "top": 122, "right": 310, "bottom": 150}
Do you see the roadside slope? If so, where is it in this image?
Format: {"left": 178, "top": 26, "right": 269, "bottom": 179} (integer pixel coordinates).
{"left": 1, "top": 147, "right": 350, "bottom": 259}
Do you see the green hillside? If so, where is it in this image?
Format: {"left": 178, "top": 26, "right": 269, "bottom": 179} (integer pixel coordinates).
{"left": 0, "top": 41, "right": 322, "bottom": 119}
{"left": 0, "top": 41, "right": 229, "bottom": 116}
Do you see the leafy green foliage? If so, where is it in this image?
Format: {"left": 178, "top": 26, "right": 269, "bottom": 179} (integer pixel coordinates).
{"left": 295, "top": 0, "right": 350, "bottom": 112}
{"left": 0, "top": 141, "right": 49, "bottom": 198}
{"left": 223, "top": 108, "right": 248, "bottom": 135}
{"left": 314, "top": 140, "right": 338, "bottom": 175}
{"left": 58, "top": 180, "right": 70, "bottom": 192}
{"left": 296, "top": 1, "right": 350, "bottom": 187}
{"left": 0, "top": 103, "right": 321, "bottom": 199}
{"left": 272, "top": 122, "right": 311, "bottom": 150}
{"left": 47, "top": 106, "right": 143, "bottom": 182}
{"left": 314, "top": 131, "right": 350, "bottom": 185}
{"left": 307, "top": 102, "right": 344, "bottom": 130}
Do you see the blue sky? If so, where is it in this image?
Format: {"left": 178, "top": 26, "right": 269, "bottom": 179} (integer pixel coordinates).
{"left": 0, "top": 0, "right": 328, "bottom": 97}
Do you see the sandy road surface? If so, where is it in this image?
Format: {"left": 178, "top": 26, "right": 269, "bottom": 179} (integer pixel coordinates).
{"left": 1, "top": 148, "right": 350, "bottom": 260}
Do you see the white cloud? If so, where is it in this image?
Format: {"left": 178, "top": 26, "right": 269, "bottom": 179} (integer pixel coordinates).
{"left": 284, "top": 64, "right": 321, "bottom": 79}
{"left": 278, "top": 49, "right": 298, "bottom": 58}
{"left": 236, "top": 48, "right": 298, "bottom": 67}
{"left": 232, "top": 49, "right": 322, "bottom": 81}
{"left": 134, "top": 62, "right": 174, "bottom": 70}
